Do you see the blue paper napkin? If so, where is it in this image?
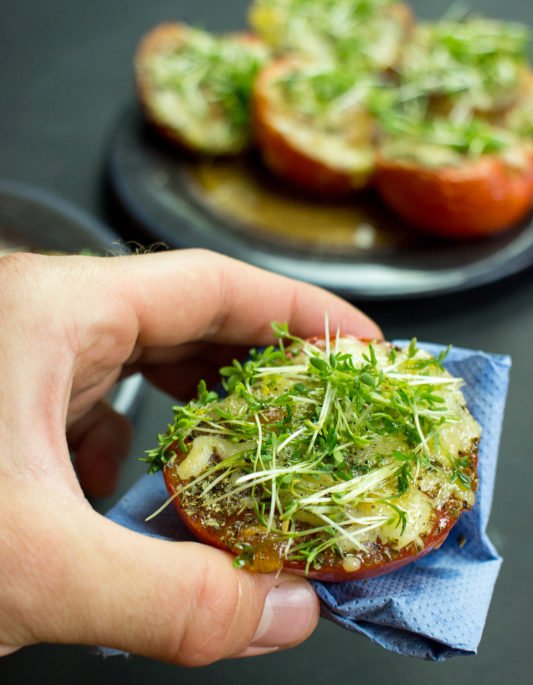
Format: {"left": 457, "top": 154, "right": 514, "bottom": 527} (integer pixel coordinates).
{"left": 106, "top": 343, "right": 510, "bottom": 661}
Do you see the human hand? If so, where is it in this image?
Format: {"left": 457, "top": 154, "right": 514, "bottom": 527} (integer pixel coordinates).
{"left": 0, "top": 249, "right": 381, "bottom": 664}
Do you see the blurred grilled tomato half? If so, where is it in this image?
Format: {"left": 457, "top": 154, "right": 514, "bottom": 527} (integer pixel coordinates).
{"left": 253, "top": 59, "right": 378, "bottom": 196}
{"left": 374, "top": 116, "right": 533, "bottom": 239}
{"left": 135, "top": 23, "right": 269, "bottom": 155}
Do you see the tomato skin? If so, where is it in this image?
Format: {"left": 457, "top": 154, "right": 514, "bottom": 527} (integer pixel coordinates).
{"left": 163, "top": 449, "right": 476, "bottom": 583}
{"left": 163, "top": 466, "right": 237, "bottom": 554}
{"left": 375, "top": 152, "right": 533, "bottom": 239}
{"left": 284, "top": 507, "right": 459, "bottom": 581}
{"left": 253, "top": 60, "right": 376, "bottom": 197}
{"left": 135, "top": 23, "right": 193, "bottom": 153}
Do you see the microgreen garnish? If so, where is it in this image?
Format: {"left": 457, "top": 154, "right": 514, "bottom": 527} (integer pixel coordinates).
{"left": 395, "top": 17, "right": 530, "bottom": 120}
{"left": 375, "top": 111, "right": 520, "bottom": 164}
{"left": 366, "top": 14, "right": 531, "bottom": 163}
{"left": 233, "top": 542, "right": 256, "bottom": 569}
{"left": 251, "top": 0, "right": 404, "bottom": 70}
{"left": 146, "top": 324, "right": 479, "bottom": 573}
{"left": 146, "top": 26, "right": 268, "bottom": 151}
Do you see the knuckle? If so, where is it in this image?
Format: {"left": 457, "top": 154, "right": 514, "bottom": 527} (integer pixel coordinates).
{"left": 0, "top": 252, "right": 43, "bottom": 294}
{"left": 0, "top": 250, "right": 42, "bottom": 272}
{"left": 186, "top": 247, "right": 217, "bottom": 262}
{"left": 0, "top": 253, "right": 58, "bottom": 329}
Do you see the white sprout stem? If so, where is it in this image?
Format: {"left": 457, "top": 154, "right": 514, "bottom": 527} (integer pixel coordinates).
{"left": 276, "top": 426, "right": 307, "bottom": 455}
{"left": 291, "top": 396, "right": 321, "bottom": 405}
{"left": 208, "top": 478, "right": 264, "bottom": 505}
{"left": 311, "top": 512, "right": 365, "bottom": 552}
{"left": 201, "top": 417, "right": 255, "bottom": 430}
{"left": 382, "top": 357, "right": 407, "bottom": 374}
{"left": 255, "top": 364, "right": 309, "bottom": 375}
{"left": 350, "top": 404, "right": 373, "bottom": 434}
{"left": 317, "top": 383, "right": 335, "bottom": 429}
{"left": 235, "top": 459, "right": 320, "bottom": 486}
{"left": 216, "top": 419, "right": 257, "bottom": 428}
{"left": 201, "top": 466, "right": 238, "bottom": 497}
{"left": 305, "top": 381, "right": 335, "bottom": 456}
{"left": 336, "top": 404, "right": 357, "bottom": 440}
{"left": 254, "top": 413, "right": 263, "bottom": 469}
{"left": 191, "top": 425, "right": 251, "bottom": 436}
{"left": 276, "top": 490, "right": 284, "bottom": 516}
{"left": 301, "top": 340, "right": 324, "bottom": 357}
{"left": 416, "top": 408, "right": 454, "bottom": 417}
{"left": 345, "top": 518, "right": 391, "bottom": 538}
{"left": 345, "top": 519, "right": 390, "bottom": 537}
{"left": 330, "top": 83, "right": 369, "bottom": 114}
{"left": 297, "top": 463, "right": 399, "bottom": 508}
{"left": 208, "top": 460, "right": 324, "bottom": 506}
{"left": 334, "top": 441, "right": 360, "bottom": 452}
{"left": 283, "top": 537, "right": 294, "bottom": 559}
{"left": 267, "top": 439, "right": 277, "bottom": 531}
{"left": 307, "top": 511, "right": 392, "bottom": 548}
{"left": 413, "top": 405, "right": 429, "bottom": 455}
{"left": 304, "top": 508, "right": 389, "bottom": 527}
{"left": 386, "top": 373, "right": 463, "bottom": 385}
{"left": 145, "top": 490, "right": 179, "bottom": 522}
{"left": 344, "top": 514, "right": 390, "bottom": 526}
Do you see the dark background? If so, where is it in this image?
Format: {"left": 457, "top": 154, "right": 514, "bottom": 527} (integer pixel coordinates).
{"left": 1, "top": 1, "right": 532, "bottom": 683}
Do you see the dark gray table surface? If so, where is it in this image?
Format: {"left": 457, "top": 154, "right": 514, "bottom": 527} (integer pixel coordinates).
{"left": 1, "top": 1, "right": 532, "bottom": 683}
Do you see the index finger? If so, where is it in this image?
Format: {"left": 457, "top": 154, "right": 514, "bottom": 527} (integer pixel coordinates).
{"left": 111, "top": 249, "right": 382, "bottom": 346}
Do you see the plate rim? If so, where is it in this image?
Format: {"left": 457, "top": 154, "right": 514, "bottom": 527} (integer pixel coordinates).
{"left": 0, "top": 177, "right": 122, "bottom": 248}
{"left": 106, "top": 107, "right": 533, "bottom": 301}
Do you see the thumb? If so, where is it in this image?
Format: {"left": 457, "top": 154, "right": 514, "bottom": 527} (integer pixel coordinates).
{"left": 10, "top": 497, "right": 319, "bottom": 665}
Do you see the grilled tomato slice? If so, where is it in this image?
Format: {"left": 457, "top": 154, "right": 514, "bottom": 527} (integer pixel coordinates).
{"left": 147, "top": 329, "right": 480, "bottom": 581}
{"left": 374, "top": 116, "right": 533, "bottom": 239}
{"left": 253, "top": 59, "right": 377, "bottom": 195}
{"left": 135, "top": 23, "right": 269, "bottom": 155}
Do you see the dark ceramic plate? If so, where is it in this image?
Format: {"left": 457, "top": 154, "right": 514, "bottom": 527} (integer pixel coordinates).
{"left": 107, "top": 109, "right": 533, "bottom": 300}
{"left": 0, "top": 179, "right": 125, "bottom": 255}
{"left": 0, "top": 178, "right": 144, "bottom": 416}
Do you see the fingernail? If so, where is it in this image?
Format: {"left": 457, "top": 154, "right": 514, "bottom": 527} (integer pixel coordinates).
{"left": 250, "top": 581, "right": 317, "bottom": 649}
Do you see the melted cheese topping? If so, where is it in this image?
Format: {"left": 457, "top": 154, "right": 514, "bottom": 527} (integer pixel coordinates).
{"left": 178, "top": 436, "right": 255, "bottom": 479}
